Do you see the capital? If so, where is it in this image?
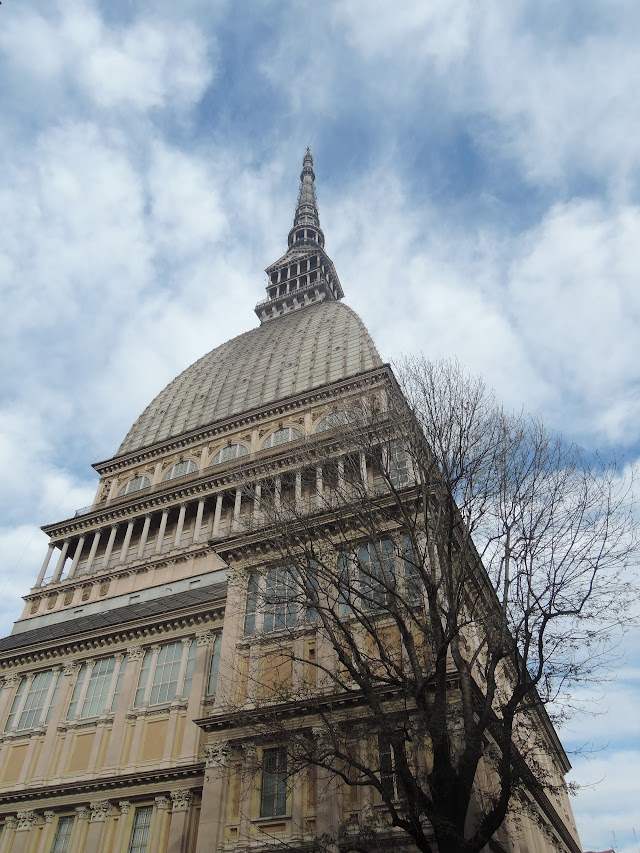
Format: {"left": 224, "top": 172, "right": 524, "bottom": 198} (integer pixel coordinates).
{"left": 204, "top": 741, "right": 231, "bottom": 769}
{"left": 170, "top": 790, "right": 193, "bottom": 812}
{"left": 89, "top": 800, "right": 110, "bottom": 822}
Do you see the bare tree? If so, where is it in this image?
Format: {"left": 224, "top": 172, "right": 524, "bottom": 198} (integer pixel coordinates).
{"left": 214, "top": 358, "right": 638, "bottom": 853}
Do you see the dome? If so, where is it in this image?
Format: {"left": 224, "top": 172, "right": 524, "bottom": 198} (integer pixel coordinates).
{"left": 118, "top": 301, "right": 382, "bottom": 455}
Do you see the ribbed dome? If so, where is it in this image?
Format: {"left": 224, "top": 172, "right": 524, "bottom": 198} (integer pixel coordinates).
{"left": 118, "top": 302, "right": 382, "bottom": 455}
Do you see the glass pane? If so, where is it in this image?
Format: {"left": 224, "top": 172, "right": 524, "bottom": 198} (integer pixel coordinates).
{"left": 260, "top": 747, "right": 287, "bottom": 817}
{"left": 51, "top": 816, "right": 74, "bottom": 853}
{"left": 128, "top": 806, "right": 152, "bottom": 853}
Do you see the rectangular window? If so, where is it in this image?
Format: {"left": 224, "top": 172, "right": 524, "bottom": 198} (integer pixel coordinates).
{"left": 128, "top": 806, "right": 152, "bottom": 853}
{"left": 260, "top": 747, "right": 288, "bottom": 817}
{"left": 263, "top": 568, "right": 297, "bottom": 633}
{"left": 5, "top": 670, "right": 55, "bottom": 731}
{"left": 378, "top": 734, "right": 403, "bottom": 801}
{"left": 358, "top": 538, "right": 396, "bottom": 608}
{"left": 50, "top": 816, "right": 74, "bottom": 853}
{"left": 67, "top": 656, "right": 127, "bottom": 720}
{"left": 134, "top": 640, "right": 194, "bottom": 708}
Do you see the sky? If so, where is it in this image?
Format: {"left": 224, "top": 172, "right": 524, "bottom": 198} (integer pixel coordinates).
{"left": 1, "top": 0, "right": 639, "bottom": 849}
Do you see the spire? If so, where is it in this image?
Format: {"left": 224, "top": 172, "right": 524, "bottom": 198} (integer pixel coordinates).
{"left": 294, "top": 146, "right": 320, "bottom": 229}
{"left": 255, "top": 148, "right": 343, "bottom": 324}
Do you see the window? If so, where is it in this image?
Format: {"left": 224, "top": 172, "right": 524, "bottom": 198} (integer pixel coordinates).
{"left": 50, "top": 816, "right": 74, "bottom": 853}
{"left": 5, "top": 669, "right": 61, "bottom": 732}
{"left": 316, "top": 410, "right": 360, "bottom": 434}
{"left": 388, "top": 440, "right": 410, "bottom": 487}
{"left": 117, "top": 475, "right": 150, "bottom": 497}
{"left": 208, "top": 443, "right": 249, "bottom": 467}
{"left": 244, "top": 565, "right": 317, "bottom": 636}
{"left": 161, "top": 460, "right": 198, "bottom": 482}
{"left": 262, "top": 427, "right": 303, "bottom": 450}
{"left": 378, "top": 734, "right": 403, "bottom": 801}
{"left": 357, "top": 539, "right": 396, "bottom": 608}
{"left": 134, "top": 640, "right": 196, "bottom": 707}
{"left": 337, "top": 537, "right": 421, "bottom": 612}
{"left": 128, "top": 806, "right": 152, "bottom": 853}
{"left": 260, "top": 747, "right": 288, "bottom": 817}
{"left": 67, "top": 656, "right": 127, "bottom": 719}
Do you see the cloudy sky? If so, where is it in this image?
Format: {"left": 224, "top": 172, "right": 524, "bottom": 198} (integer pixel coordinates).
{"left": 1, "top": 0, "right": 639, "bottom": 848}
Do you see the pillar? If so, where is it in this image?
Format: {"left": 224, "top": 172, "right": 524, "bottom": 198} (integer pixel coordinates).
{"left": 360, "top": 451, "right": 369, "bottom": 492}
{"left": 84, "top": 801, "right": 111, "bottom": 853}
{"left": 155, "top": 510, "right": 169, "bottom": 553}
{"left": 315, "top": 466, "right": 323, "bottom": 509}
{"left": 232, "top": 489, "right": 242, "bottom": 531}
{"left": 252, "top": 483, "right": 261, "bottom": 526}
{"left": 101, "top": 525, "right": 118, "bottom": 570}
{"left": 111, "top": 802, "right": 132, "bottom": 852}
{"left": 295, "top": 470, "right": 303, "bottom": 513}
{"left": 174, "top": 504, "right": 187, "bottom": 548}
{"left": 193, "top": 499, "right": 205, "bottom": 544}
{"left": 39, "top": 811, "right": 57, "bottom": 852}
{"left": 10, "top": 811, "right": 39, "bottom": 853}
{"left": 35, "top": 543, "right": 55, "bottom": 587}
{"left": 212, "top": 495, "right": 223, "bottom": 538}
{"left": 103, "top": 646, "right": 143, "bottom": 769}
{"left": 181, "top": 630, "right": 213, "bottom": 761}
{"left": 147, "top": 797, "right": 171, "bottom": 853}
{"left": 120, "top": 520, "right": 135, "bottom": 563}
{"left": 52, "top": 540, "right": 70, "bottom": 583}
{"left": 137, "top": 515, "right": 152, "bottom": 559}
{"left": 84, "top": 530, "right": 102, "bottom": 574}
{"left": 67, "top": 535, "right": 86, "bottom": 579}
{"left": 194, "top": 743, "right": 231, "bottom": 853}
{"left": 167, "top": 790, "right": 193, "bottom": 853}
{"left": 0, "top": 816, "right": 16, "bottom": 853}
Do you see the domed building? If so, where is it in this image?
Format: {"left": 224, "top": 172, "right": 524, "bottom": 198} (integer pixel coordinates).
{"left": 0, "top": 152, "right": 581, "bottom": 853}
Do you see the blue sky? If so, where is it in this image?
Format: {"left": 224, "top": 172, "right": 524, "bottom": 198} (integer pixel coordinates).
{"left": 1, "top": 1, "right": 639, "bottom": 849}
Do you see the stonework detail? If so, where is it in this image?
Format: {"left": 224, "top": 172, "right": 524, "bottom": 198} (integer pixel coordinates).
{"left": 63, "top": 659, "right": 79, "bottom": 676}
{"left": 204, "top": 742, "right": 231, "bottom": 768}
{"left": 196, "top": 629, "right": 213, "bottom": 647}
{"left": 16, "top": 811, "right": 38, "bottom": 830}
{"left": 2, "top": 672, "right": 20, "bottom": 688}
{"left": 75, "top": 806, "right": 90, "bottom": 820}
{"left": 44, "top": 811, "right": 55, "bottom": 823}
{"left": 155, "top": 796, "right": 171, "bottom": 811}
{"left": 127, "top": 644, "right": 144, "bottom": 661}
{"left": 170, "top": 790, "right": 193, "bottom": 812}
{"left": 5, "top": 816, "right": 17, "bottom": 829}
{"left": 119, "top": 801, "right": 132, "bottom": 815}
{"left": 90, "top": 800, "right": 111, "bottom": 821}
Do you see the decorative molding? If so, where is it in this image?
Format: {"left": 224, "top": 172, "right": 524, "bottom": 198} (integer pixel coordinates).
{"left": 16, "top": 810, "right": 38, "bottom": 830}
{"left": 63, "top": 660, "right": 79, "bottom": 676}
{"left": 75, "top": 806, "right": 90, "bottom": 820}
{"left": 155, "top": 795, "right": 171, "bottom": 811}
{"left": 126, "top": 645, "right": 144, "bottom": 662}
{"left": 90, "top": 800, "right": 111, "bottom": 822}
{"left": 3, "top": 672, "right": 20, "bottom": 688}
{"left": 5, "top": 816, "right": 17, "bottom": 829}
{"left": 118, "top": 801, "right": 131, "bottom": 815}
{"left": 170, "top": 790, "right": 193, "bottom": 812}
{"left": 204, "top": 742, "right": 231, "bottom": 769}
{"left": 43, "top": 811, "right": 55, "bottom": 824}
{"left": 196, "top": 629, "right": 213, "bottom": 647}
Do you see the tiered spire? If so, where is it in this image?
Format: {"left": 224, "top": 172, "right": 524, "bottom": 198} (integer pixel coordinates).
{"left": 255, "top": 148, "right": 343, "bottom": 324}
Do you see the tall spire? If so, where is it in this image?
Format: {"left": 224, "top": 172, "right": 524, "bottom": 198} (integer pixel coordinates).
{"left": 255, "top": 148, "right": 343, "bottom": 324}
{"left": 294, "top": 146, "right": 320, "bottom": 229}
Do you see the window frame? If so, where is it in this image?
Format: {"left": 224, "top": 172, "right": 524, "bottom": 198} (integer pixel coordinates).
{"left": 161, "top": 459, "right": 198, "bottom": 482}
{"left": 50, "top": 815, "right": 75, "bottom": 853}
{"left": 128, "top": 805, "right": 153, "bottom": 853}
{"left": 133, "top": 639, "right": 196, "bottom": 709}
{"left": 260, "top": 746, "right": 288, "bottom": 818}
{"left": 261, "top": 427, "right": 303, "bottom": 450}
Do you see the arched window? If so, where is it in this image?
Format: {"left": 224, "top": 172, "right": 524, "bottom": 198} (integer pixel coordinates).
{"left": 161, "top": 460, "right": 198, "bottom": 482}
{"left": 117, "top": 475, "right": 151, "bottom": 497}
{"left": 262, "top": 427, "right": 303, "bottom": 449}
{"left": 315, "top": 411, "right": 360, "bottom": 433}
{"left": 208, "top": 443, "right": 249, "bottom": 467}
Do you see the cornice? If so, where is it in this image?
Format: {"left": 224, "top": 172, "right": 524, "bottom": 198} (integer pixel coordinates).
{"left": 0, "top": 762, "right": 204, "bottom": 808}
{"left": 0, "top": 598, "right": 225, "bottom": 670}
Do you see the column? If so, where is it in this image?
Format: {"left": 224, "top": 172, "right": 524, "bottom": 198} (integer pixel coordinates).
{"left": 35, "top": 543, "right": 55, "bottom": 587}
{"left": 212, "top": 495, "right": 223, "bottom": 538}
{"left": 313, "top": 728, "right": 341, "bottom": 852}
{"left": 101, "top": 525, "right": 118, "bottom": 570}
{"left": 232, "top": 489, "right": 242, "bottom": 531}
{"left": 252, "top": 483, "right": 262, "bottom": 527}
{"left": 10, "top": 811, "right": 39, "bottom": 853}
{"left": 103, "top": 646, "right": 143, "bottom": 770}
{"left": 315, "top": 466, "right": 323, "bottom": 509}
{"left": 274, "top": 477, "right": 282, "bottom": 513}
{"left": 0, "top": 816, "right": 16, "bottom": 853}
{"left": 73, "top": 661, "right": 94, "bottom": 720}
{"left": 174, "top": 504, "right": 187, "bottom": 548}
{"left": 67, "top": 535, "right": 86, "bottom": 579}
{"left": 295, "top": 471, "right": 303, "bottom": 513}
{"left": 192, "top": 499, "right": 205, "bottom": 544}
{"left": 84, "top": 801, "right": 111, "bottom": 853}
{"left": 111, "top": 802, "right": 132, "bottom": 852}
{"left": 360, "top": 451, "right": 369, "bottom": 493}
{"left": 32, "top": 664, "right": 76, "bottom": 781}
{"left": 39, "top": 811, "right": 57, "bottom": 852}
{"left": 337, "top": 457, "right": 345, "bottom": 499}
{"left": 52, "top": 540, "right": 70, "bottom": 583}
{"left": 146, "top": 797, "right": 171, "bottom": 853}
{"left": 119, "top": 520, "right": 135, "bottom": 563}
{"left": 194, "top": 743, "right": 231, "bottom": 853}
{"left": 167, "top": 791, "right": 193, "bottom": 853}
{"left": 84, "top": 530, "right": 102, "bottom": 574}
{"left": 103, "top": 653, "right": 125, "bottom": 714}
{"left": 155, "top": 510, "right": 169, "bottom": 553}
{"left": 180, "top": 630, "right": 213, "bottom": 761}
{"left": 137, "top": 515, "right": 152, "bottom": 558}
{"left": 72, "top": 806, "right": 90, "bottom": 851}
{"left": 11, "top": 674, "right": 34, "bottom": 731}
{"left": 39, "top": 666, "right": 61, "bottom": 726}
{"left": 142, "top": 645, "right": 161, "bottom": 706}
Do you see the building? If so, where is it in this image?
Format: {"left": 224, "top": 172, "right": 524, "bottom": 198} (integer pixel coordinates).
{"left": 0, "top": 151, "right": 582, "bottom": 852}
